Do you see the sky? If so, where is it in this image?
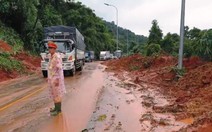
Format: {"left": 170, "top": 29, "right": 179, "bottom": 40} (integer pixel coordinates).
{"left": 78, "top": 0, "right": 212, "bottom": 36}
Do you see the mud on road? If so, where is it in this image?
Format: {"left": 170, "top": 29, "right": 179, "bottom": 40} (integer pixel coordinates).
{"left": 86, "top": 72, "right": 187, "bottom": 132}
{"left": 0, "top": 62, "right": 104, "bottom": 132}
{"left": 0, "top": 61, "right": 191, "bottom": 132}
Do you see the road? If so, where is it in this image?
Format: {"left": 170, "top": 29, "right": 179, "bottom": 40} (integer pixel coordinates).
{"left": 0, "top": 62, "right": 187, "bottom": 132}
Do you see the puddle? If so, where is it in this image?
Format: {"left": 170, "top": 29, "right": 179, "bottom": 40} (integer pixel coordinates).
{"left": 180, "top": 118, "right": 194, "bottom": 125}
{"left": 38, "top": 63, "right": 105, "bottom": 132}
{"left": 87, "top": 72, "right": 188, "bottom": 132}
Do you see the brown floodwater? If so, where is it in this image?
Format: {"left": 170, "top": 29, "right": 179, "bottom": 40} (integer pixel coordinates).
{"left": 39, "top": 63, "right": 105, "bottom": 132}
{"left": 0, "top": 62, "right": 189, "bottom": 132}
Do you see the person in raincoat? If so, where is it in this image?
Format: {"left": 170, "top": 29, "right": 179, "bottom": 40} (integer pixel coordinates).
{"left": 47, "top": 41, "right": 66, "bottom": 116}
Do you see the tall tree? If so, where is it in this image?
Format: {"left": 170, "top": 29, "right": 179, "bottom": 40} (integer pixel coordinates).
{"left": 187, "top": 27, "right": 201, "bottom": 40}
{"left": 147, "top": 20, "right": 163, "bottom": 45}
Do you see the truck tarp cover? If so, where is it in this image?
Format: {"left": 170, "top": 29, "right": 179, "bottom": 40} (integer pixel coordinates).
{"left": 44, "top": 25, "right": 86, "bottom": 51}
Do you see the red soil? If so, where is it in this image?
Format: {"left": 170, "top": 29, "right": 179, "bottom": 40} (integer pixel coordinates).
{"left": 0, "top": 40, "right": 41, "bottom": 82}
{"left": 103, "top": 54, "right": 212, "bottom": 130}
{"left": 0, "top": 40, "right": 12, "bottom": 52}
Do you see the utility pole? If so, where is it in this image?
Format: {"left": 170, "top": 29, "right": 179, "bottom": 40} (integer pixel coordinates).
{"left": 178, "top": 0, "right": 186, "bottom": 69}
{"left": 104, "top": 3, "right": 119, "bottom": 51}
{"left": 127, "top": 31, "right": 129, "bottom": 56}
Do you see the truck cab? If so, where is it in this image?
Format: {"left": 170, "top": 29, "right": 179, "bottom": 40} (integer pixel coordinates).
{"left": 114, "top": 50, "right": 122, "bottom": 58}
{"left": 40, "top": 26, "right": 86, "bottom": 77}
{"left": 85, "top": 51, "right": 94, "bottom": 62}
{"left": 100, "top": 51, "right": 110, "bottom": 61}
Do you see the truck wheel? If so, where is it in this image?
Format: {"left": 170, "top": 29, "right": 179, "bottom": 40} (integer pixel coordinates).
{"left": 42, "top": 71, "right": 48, "bottom": 78}
{"left": 70, "top": 66, "right": 76, "bottom": 76}
{"left": 78, "top": 66, "right": 83, "bottom": 71}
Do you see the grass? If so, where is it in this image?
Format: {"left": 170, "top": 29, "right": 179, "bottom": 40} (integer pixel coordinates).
{"left": 0, "top": 53, "right": 23, "bottom": 72}
{"left": 172, "top": 66, "right": 186, "bottom": 78}
{"left": 0, "top": 21, "right": 24, "bottom": 72}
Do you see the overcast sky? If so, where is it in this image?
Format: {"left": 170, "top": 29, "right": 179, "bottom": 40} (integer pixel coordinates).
{"left": 78, "top": 0, "right": 212, "bottom": 36}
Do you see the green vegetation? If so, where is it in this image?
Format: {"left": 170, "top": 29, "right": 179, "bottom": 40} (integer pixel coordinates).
{"left": 171, "top": 66, "right": 186, "bottom": 78}
{"left": 0, "top": 21, "right": 24, "bottom": 72}
{"left": 134, "top": 19, "right": 212, "bottom": 61}
{"left": 0, "top": 0, "right": 118, "bottom": 57}
{"left": 0, "top": 53, "right": 23, "bottom": 72}
{"left": 146, "top": 43, "right": 161, "bottom": 56}
{"left": 0, "top": 0, "right": 211, "bottom": 61}
{"left": 147, "top": 20, "right": 163, "bottom": 45}
{"left": 104, "top": 21, "right": 148, "bottom": 54}
{"left": 97, "top": 114, "right": 107, "bottom": 121}
{"left": 0, "top": 21, "right": 24, "bottom": 54}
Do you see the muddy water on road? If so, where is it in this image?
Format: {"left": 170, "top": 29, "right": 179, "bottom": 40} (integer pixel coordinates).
{"left": 0, "top": 63, "right": 188, "bottom": 132}
{"left": 39, "top": 64, "right": 105, "bottom": 132}
{"left": 0, "top": 63, "right": 104, "bottom": 132}
{"left": 86, "top": 73, "right": 187, "bottom": 132}
{"left": 87, "top": 75, "right": 144, "bottom": 132}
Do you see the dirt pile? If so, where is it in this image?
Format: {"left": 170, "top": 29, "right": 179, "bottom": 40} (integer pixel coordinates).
{"left": 104, "top": 54, "right": 177, "bottom": 72}
{"left": 183, "top": 56, "right": 204, "bottom": 70}
{"left": 173, "top": 62, "right": 212, "bottom": 121}
{"left": 103, "top": 54, "right": 212, "bottom": 130}
{"left": 104, "top": 54, "right": 145, "bottom": 71}
{"left": 0, "top": 69, "right": 19, "bottom": 82}
{"left": 177, "top": 62, "right": 212, "bottom": 90}
{"left": 13, "top": 52, "right": 41, "bottom": 72}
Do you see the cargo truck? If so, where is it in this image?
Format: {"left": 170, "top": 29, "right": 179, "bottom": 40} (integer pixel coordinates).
{"left": 100, "top": 51, "right": 110, "bottom": 61}
{"left": 40, "top": 26, "right": 86, "bottom": 77}
{"left": 114, "top": 50, "right": 122, "bottom": 58}
{"left": 85, "top": 51, "right": 95, "bottom": 62}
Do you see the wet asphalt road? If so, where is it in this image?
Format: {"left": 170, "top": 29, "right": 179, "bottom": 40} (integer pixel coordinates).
{"left": 0, "top": 62, "right": 187, "bottom": 132}
{"left": 0, "top": 62, "right": 105, "bottom": 132}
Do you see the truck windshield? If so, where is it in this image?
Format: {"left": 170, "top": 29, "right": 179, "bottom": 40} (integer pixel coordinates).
{"left": 100, "top": 54, "right": 105, "bottom": 57}
{"left": 85, "top": 53, "right": 89, "bottom": 57}
{"left": 44, "top": 41, "right": 71, "bottom": 53}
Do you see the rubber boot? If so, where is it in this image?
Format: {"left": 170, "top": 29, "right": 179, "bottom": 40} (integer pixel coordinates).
{"left": 51, "top": 102, "right": 61, "bottom": 116}
{"left": 57, "top": 102, "right": 61, "bottom": 113}
{"left": 50, "top": 103, "right": 56, "bottom": 112}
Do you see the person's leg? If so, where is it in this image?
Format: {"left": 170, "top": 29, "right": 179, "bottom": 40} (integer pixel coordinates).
{"left": 54, "top": 97, "right": 62, "bottom": 112}
{"left": 51, "top": 97, "right": 62, "bottom": 116}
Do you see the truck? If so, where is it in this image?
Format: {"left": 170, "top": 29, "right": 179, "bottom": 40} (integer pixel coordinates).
{"left": 114, "top": 50, "right": 122, "bottom": 58}
{"left": 100, "top": 51, "right": 110, "bottom": 61}
{"left": 40, "top": 25, "right": 86, "bottom": 77}
{"left": 85, "top": 51, "right": 95, "bottom": 62}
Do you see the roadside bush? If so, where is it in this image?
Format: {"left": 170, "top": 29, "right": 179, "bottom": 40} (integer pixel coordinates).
{"left": 0, "top": 21, "right": 24, "bottom": 54}
{"left": 146, "top": 43, "right": 162, "bottom": 56}
{"left": 171, "top": 66, "right": 186, "bottom": 78}
{"left": 183, "top": 40, "right": 193, "bottom": 58}
{"left": 194, "top": 30, "right": 212, "bottom": 61}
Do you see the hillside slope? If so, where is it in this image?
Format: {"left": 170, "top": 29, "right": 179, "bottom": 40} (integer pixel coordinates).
{"left": 0, "top": 23, "right": 40, "bottom": 82}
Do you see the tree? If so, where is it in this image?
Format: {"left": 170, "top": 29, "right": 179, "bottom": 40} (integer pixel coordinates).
{"left": 146, "top": 43, "right": 162, "bottom": 56}
{"left": 147, "top": 20, "right": 163, "bottom": 45}
{"left": 187, "top": 27, "right": 201, "bottom": 40}
{"left": 161, "top": 33, "right": 179, "bottom": 54}
{"left": 194, "top": 29, "right": 212, "bottom": 60}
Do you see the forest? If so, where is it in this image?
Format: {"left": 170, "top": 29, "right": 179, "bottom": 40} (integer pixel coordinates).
{"left": 0, "top": 0, "right": 211, "bottom": 60}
